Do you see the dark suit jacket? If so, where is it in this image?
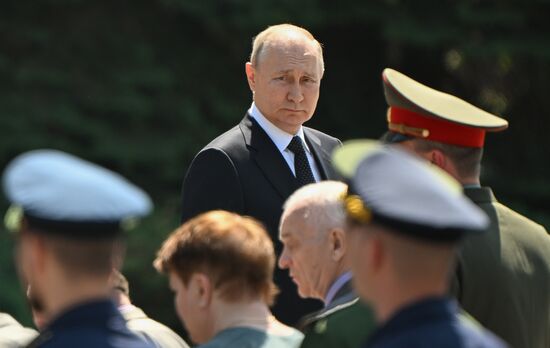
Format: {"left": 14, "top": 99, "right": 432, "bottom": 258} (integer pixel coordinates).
{"left": 452, "top": 187, "right": 550, "bottom": 348}
{"left": 181, "top": 114, "right": 341, "bottom": 325}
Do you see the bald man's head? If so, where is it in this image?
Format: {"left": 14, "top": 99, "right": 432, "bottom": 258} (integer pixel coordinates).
{"left": 250, "top": 23, "right": 324, "bottom": 74}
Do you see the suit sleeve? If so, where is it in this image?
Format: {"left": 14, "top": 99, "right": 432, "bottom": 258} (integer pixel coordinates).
{"left": 180, "top": 148, "right": 244, "bottom": 223}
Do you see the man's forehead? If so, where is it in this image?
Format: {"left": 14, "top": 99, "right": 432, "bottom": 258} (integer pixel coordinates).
{"left": 263, "top": 39, "right": 319, "bottom": 58}
{"left": 258, "top": 38, "right": 320, "bottom": 67}
{"left": 279, "top": 205, "right": 313, "bottom": 239}
{"left": 263, "top": 28, "right": 315, "bottom": 47}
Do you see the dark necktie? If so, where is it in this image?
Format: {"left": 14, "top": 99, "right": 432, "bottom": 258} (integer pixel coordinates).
{"left": 287, "top": 136, "right": 316, "bottom": 187}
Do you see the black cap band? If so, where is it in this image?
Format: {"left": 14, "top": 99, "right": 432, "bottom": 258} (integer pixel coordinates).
{"left": 25, "top": 213, "right": 122, "bottom": 239}
{"left": 379, "top": 131, "right": 414, "bottom": 144}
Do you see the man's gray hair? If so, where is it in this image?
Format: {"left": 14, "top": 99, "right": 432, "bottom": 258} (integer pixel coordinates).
{"left": 283, "top": 181, "right": 347, "bottom": 236}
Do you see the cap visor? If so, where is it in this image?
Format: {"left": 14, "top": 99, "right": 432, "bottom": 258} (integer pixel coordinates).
{"left": 332, "top": 139, "right": 382, "bottom": 178}
{"left": 380, "top": 131, "right": 414, "bottom": 144}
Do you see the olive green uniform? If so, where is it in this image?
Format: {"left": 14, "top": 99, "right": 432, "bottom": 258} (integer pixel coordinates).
{"left": 453, "top": 187, "right": 550, "bottom": 348}
{"left": 0, "top": 312, "right": 38, "bottom": 348}
{"left": 299, "top": 280, "right": 376, "bottom": 348}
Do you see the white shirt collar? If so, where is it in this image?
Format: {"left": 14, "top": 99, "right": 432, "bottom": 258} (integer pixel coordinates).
{"left": 324, "top": 271, "right": 353, "bottom": 307}
{"left": 248, "top": 102, "right": 310, "bottom": 153}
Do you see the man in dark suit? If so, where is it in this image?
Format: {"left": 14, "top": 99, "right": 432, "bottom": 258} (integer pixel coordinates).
{"left": 180, "top": 23, "right": 340, "bottom": 325}
{"left": 380, "top": 68, "right": 550, "bottom": 348}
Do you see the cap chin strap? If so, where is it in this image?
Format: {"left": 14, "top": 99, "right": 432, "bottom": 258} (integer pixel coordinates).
{"left": 387, "top": 108, "right": 430, "bottom": 138}
{"left": 388, "top": 122, "right": 430, "bottom": 138}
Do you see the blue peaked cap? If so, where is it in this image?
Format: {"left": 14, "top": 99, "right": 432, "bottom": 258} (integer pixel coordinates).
{"left": 2, "top": 149, "right": 152, "bottom": 237}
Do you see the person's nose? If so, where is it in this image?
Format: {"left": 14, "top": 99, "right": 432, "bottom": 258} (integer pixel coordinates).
{"left": 278, "top": 247, "right": 291, "bottom": 269}
{"left": 287, "top": 82, "right": 304, "bottom": 104}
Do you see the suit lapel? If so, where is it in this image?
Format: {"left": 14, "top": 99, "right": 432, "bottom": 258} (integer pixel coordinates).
{"left": 304, "top": 128, "right": 337, "bottom": 180}
{"left": 239, "top": 114, "right": 297, "bottom": 199}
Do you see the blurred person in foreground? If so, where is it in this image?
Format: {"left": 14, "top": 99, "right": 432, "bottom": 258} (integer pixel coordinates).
{"left": 2, "top": 149, "right": 154, "bottom": 348}
{"left": 278, "top": 181, "right": 375, "bottom": 347}
{"left": 110, "top": 270, "right": 190, "bottom": 348}
{"left": 380, "top": 68, "right": 550, "bottom": 348}
{"left": 180, "top": 23, "right": 341, "bottom": 325}
{"left": 154, "top": 210, "right": 303, "bottom": 348}
{"left": 333, "top": 140, "right": 506, "bottom": 348}
{"left": 28, "top": 271, "right": 190, "bottom": 348}
{"left": 0, "top": 312, "right": 37, "bottom": 347}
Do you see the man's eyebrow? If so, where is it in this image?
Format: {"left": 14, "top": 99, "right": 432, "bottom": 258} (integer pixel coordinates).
{"left": 273, "top": 69, "right": 318, "bottom": 76}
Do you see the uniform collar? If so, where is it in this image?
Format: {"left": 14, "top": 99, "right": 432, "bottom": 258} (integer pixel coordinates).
{"left": 366, "top": 297, "right": 456, "bottom": 346}
{"left": 248, "top": 102, "right": 310, "bottom": 154}
{"left": 463, "top": 186, "right": 496, "bottom": 204}
{"left": 46, "top": 299, "right": 123, "bottom": 331}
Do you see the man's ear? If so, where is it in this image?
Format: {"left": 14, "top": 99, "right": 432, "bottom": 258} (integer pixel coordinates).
{"left": 31, "top": 235, "right": 48, "bottom": 274}
{"left": 329, "top": 228, "right": 347, "bottom": 262}
{"left": 429, "top": 149, "right": 447, "bottom": 170}
{"left": 19, "top": 233, "right": 47, "bottom": 286}
{"left": 245, "top": 62, "right": 256, "bottom": 92}
{"left": 369, "top": 235, "right": 385, "bottom": 274}
{"left": 192, "top": 273, "right": 213, "bottom": 308}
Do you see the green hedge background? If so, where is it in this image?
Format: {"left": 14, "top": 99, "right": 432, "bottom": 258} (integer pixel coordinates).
{"left": 1, "top": 0, "right": 549, "bottom": 338}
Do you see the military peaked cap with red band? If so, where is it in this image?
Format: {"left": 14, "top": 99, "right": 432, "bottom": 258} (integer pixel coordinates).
{"left": 382, "top": 68, "right": 509, "bottom": 148}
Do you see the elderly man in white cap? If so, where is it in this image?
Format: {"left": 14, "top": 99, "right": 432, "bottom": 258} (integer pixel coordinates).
{"left": 333, "top": 140, "right": 506, "bottom": 348}
{"left": 2, "top": 149, "right": 155, "bottom": 348}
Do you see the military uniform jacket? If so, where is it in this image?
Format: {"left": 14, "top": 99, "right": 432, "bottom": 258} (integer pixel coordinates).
{"left": 299, "top": 279, "right": 376, "bottom": 348}
{"left": 121, "top": 305, "right": 189, "bottom": 348}
{"left": 181, "top": 114, "right": 341, "bottom": 325}
{"left": 0, "top": 312, "right": 37, "bottom": 348}
{"left": 363, "top": 297, "right": 506, "bottom": 348}
{"left": 453, "top": 187, "right": 550, "bottom": 348}
{"left": 27, "top": 299, "right": 154, "bottom": 348}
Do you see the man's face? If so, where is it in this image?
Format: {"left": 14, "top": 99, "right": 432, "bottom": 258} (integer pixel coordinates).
{"left": 246, "top": 38, "right": 322, "bottom": 134}
{"left": 169, "top": 272, "right": 210, "bottom": 344}
{"left": 278, "top": 207, "right": 333, "bottom": 300}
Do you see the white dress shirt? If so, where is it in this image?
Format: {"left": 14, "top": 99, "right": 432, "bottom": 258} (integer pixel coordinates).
{"left": 324, "top": 271, "right": 353, "bottom": 307}
{"left": 248, "top": 103, "right": 321, "bottom": 182}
